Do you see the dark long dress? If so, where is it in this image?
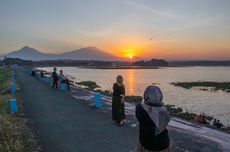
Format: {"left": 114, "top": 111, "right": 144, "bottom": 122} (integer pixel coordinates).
{"left": 112, "top": 83, "right": 125, "bottom": 123}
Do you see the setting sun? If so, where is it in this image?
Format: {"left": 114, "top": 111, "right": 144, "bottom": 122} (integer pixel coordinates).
{"left": 129, "top": 55, "right": 133, "bottom": 59}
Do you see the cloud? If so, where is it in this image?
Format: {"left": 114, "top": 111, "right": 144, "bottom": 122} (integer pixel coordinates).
{"left": 123, "top": 0, "right": 182, "bottom": 20}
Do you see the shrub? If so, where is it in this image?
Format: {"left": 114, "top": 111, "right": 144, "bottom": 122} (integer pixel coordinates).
{"left": 125, "top": 96, "right": 143, "bottom": 103}
{"left": 77, "top": 81, "right": 100, "bottom": 90}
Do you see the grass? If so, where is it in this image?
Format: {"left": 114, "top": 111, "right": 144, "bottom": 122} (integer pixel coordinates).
{"left": 76, "top": 81, "right": 100, "bottom": 90}
{"left": 171, "top": 81, "right": 230, "bottom": 93}
{"left": 94, "top": 89, "right": 113, "bottom": 96}
{"left": 125, "top": 96, "right": 143, "bottom": 103}
{"left": 0, "top": 67, "right": 39, "bottom": 152}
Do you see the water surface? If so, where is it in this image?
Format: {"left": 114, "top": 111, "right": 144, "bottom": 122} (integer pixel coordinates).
{"left": 39, "top": 66, "right": 230, "bottom": 125}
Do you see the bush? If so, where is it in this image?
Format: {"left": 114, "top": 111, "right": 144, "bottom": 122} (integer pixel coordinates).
{"left": 77, "top": 81, "right": 100, "bottom": 90}
{"left": 94, "top": 89, "right": 112, "bottom": 96}
{"left": 125, "top": 96, "right": 143, "bottom": 103}
{"left": 165, "top": 104, "right": 183, "bottom": 114}
{"left": 175, "top": 112, "right": 197, "bottom": 121}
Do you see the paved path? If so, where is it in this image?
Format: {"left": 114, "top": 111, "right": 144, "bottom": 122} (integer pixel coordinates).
{"left": 16, "top": 69, "right": 138, "bottom": 152}
{"left": 16, "top": 69, "right": 224, "bottom": 152}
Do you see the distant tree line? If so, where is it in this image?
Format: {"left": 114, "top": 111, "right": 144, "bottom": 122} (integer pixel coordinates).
{"left": 3, "top": 58, "right": 34, "bottom": 66}
{"left": 169, "top": 61, "right": 230, "bottom": 66}
{"left": 132, "top": 59, "right": 168, "bottom": 66}
{"left": 3, "top": 57, "right": 230, "bottom": 67}
{"left": 2, "top": 58, "right": 169, "bottom": 67}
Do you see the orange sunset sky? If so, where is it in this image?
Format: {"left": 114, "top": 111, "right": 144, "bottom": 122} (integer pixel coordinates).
{"left": 0, "top": 0, "right": 230, "bottom": 60}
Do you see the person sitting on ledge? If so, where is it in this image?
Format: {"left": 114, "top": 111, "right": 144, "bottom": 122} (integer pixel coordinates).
{"left": 216, "top": 120, "right": 223, "bottom": 129}
{"left": 135, "top": 85, "right": 171, "bottom": 152}
{"left": 59, "top": 70, "right": 70, "bottom": 91}
{"left": 212, "top": 119, "right": 217, "bottom": 127}
{"left": 31, "top": 69, "right": 36, "bottom": 76}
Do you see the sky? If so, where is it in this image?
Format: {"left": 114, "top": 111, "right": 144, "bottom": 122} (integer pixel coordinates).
{"left": 0, "top": 0, "right": 230, "bottom": 60}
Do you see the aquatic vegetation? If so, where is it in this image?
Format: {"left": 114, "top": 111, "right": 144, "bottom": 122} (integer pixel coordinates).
{"left": 77, "top": 81, "right": 100, "bottom": 90}
{"left": 165, "top": 104, "right": 183, "bottom": 114}
{"left": 125, "top": 96, "right": 143, "bottom": 103}
{"left": 94, "top": 89, "right": 112, "bottom": 96}
{"left": 171, "top": 81, "right": 230, "bottom": 93}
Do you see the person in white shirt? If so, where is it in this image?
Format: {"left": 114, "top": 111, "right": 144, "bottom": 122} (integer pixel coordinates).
{"left": 59, "top": 70, "right": 70, "bottom": 91}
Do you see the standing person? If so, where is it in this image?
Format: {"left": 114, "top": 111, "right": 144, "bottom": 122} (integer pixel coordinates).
{"left": 136, "top": 86, "right": 171, "bottom": 152}
{"left": 59, "top": 70, "right": 70, "bottom": 91}
{"left": 112, "top": 75, "right": 126, "bottom": 126}
{"left": 40, "top": 70, "right": 44, "bottom": 78}
{"left": 52, "top": 67, "right": 59, "bottom": 89}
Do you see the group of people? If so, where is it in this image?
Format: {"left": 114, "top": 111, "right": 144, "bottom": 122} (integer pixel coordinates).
{"left": 51, "top": 67, "right": 71, "bottom": 91}
{"left": 31, "top": 67, "right": 71, "bottom": 91}
{"left": 112, "top": 75, "right": 171, "bottom": 152}
{"left": 213, "top": 119, "right": 223, "bottom": 129}
{"left": 194, "top": 113, "right": 207, "bottom": 124}
{"left": 37, "top": 68, "right": 171, "bottom": 151}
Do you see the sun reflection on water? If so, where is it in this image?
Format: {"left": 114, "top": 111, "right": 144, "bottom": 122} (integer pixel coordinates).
{"left": 127, "top": 69, "right": 134, "bottom": 95}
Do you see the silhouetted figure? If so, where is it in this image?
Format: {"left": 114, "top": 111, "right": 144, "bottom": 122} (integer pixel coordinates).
{"left": 136, "top": 86, "right": 170, "bottom": 152}
{"left": 52, "top": 67, "right": 59, "bottom": 89}
{"left": 40, "top": 70, "right": 44, "bottom": 78}
{"left": 31, "top": 70, "right": 36, "bottom": 76}
{"left": 59, "top": 70, "right": 70, "bottom": 91}
{"left": 112, "top": 75, "right": 125, "bottom": 126}
{"left": 213, "top": 119, "right": 217, "bottom": 127}
{"left": 216, "top": 120, "right": 223, "bottom": 129}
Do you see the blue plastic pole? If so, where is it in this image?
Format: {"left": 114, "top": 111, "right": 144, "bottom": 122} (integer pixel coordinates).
{"left": 11, "top": 83, "right": 16, "bottom": 96}
{"left": 9, "top": 99, "right": 17, "bottom": 113}
{"left": 60, "top": 83, "right": 67, "bottom": 91}
{"left": 94, "top": 93, "right": 102, "bottom": 108}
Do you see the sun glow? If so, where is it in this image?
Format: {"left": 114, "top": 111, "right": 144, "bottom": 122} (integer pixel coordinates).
{"left": 120, "top": 48, "right": 137, "bottom": 59}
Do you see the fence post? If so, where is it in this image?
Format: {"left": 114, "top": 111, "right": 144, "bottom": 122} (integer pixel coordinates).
{"left": 94, "top": 93, "right": 102, "bottom": 108}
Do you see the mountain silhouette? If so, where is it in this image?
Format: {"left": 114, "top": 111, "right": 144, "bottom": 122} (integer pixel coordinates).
{"left": 4, "top": 46, "right": 121, "bottom": 61}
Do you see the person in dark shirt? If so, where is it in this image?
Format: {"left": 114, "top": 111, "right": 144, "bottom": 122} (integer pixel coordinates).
{"left": 52, "top": 67, "right": 59, "bottom": 89}
{"left": 112, "top": 75, "right": 125, "bottom": 126}
{"left": 40, "top": 70, "right": 44, "bottom": 78}
{"left": 31, "top": 69, "right": 36, "bottom": 76}
{"left": 136, "top": 85, "right": 171, "bottom": 152}
{"left": 216, "top": 120, "right": 223, "bottom": 129}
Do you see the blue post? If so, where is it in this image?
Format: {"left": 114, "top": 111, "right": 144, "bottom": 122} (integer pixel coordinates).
{"left": 60, "top": 83, "right": 67, "bottom": 91}
{"left": 9, "top": 99, "right": 18, "bottom": 113}
{"left": 94, "top": 93, "right": 102, "bottom": 108}
{"left": 11, "top": 83, "right": 16, "bottom": 95}
{"left": 11, "top": 64, "right": 14, "bottom": 82}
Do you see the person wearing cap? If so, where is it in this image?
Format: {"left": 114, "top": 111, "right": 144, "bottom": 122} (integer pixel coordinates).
{"left": 112, "top": 75, "right": 126, "bottom": 126}
{"left": 135, "top": 85, "right": 171, "bottom": 152}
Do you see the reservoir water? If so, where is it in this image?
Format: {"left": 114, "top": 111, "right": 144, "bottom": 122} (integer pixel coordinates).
{"left": 38, "top": 66, "right": 230, "bottom": 125}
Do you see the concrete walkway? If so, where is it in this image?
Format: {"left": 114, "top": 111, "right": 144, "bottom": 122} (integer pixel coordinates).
{"left": 16, "top": 69, "right": 224, "bottom": 152}
{"left": 16, "top": 69, "right": 138, "bottom": 152}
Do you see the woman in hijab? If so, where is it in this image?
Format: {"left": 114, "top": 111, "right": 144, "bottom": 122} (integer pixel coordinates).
{"left": 112, "top": 75, "right": 126, "bottom": 126}
{"left": 135, "top": 86, "right": 171, "bottom": 152}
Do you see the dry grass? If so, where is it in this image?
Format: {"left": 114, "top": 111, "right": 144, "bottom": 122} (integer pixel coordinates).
{"left": 0, "top": 67, "right": 40, "bottom": 152}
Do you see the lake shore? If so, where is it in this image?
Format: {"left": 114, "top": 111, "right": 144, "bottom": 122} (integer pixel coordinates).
{"left": 171, "top": 81, "right": 230, "bottom": 93}
{"left": 28, "top": 67, "right": 230, "bottom": 151}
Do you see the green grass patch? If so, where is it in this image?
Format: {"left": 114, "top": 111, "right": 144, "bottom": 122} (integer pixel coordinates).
{"left": 125, "top": 96, "right": 143, "bottom": 103}
{"left": 0, "top": 67, "right": 39, "bottom": 152}
{"left": 94, "top": 89, "right": 112, "bottom": 96}
{"left": 171, "top": 81, "right": 230, "bottom": 92}
{"left": 77, "top": 81, "right": 100, "bottom": 90}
